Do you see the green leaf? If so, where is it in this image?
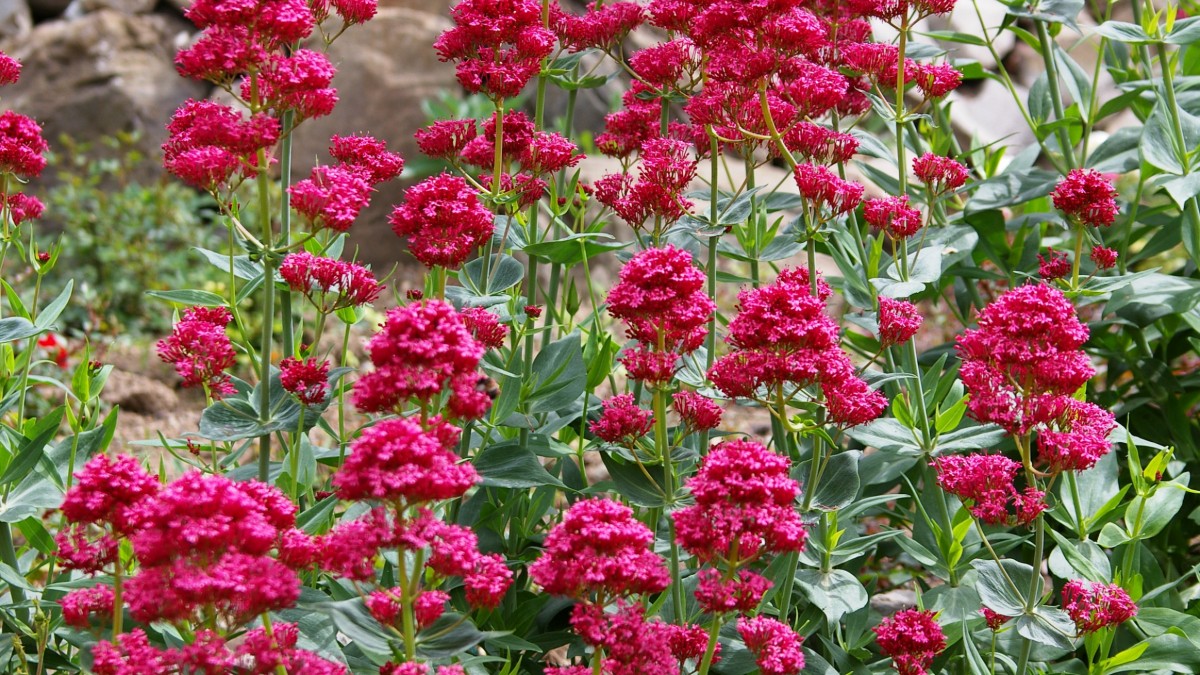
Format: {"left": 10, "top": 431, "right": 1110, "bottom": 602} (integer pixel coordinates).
{"left": 458, "top": 254, "right": 524, "bottom": 296}
{"left": 971, "top": 559, "right": 1034, "bottom": 616}
{"left": 0, "top": 471, "right": 64, "bottom": 523}
{"left": 193, "top": 247, "right": 261, "bottom": 280}
{"left": 1004, "top": 0, "right": 1084, "bottom": 29}
{"left": 1129, "top": 474, "right": 1188, "bottom": 539}
{"left": 0, "top": 318, "right": 38, "bottom": 343}
{"left": 296, "top": 496, "right": 338, "bottom": 534}
{"left": 598, "top": 453, "right": 667, "bottom": 508}
{"left": 0, "top": 408, "right": 64, "bottom": 487}
{"left": 1136, "top": 608, "right": 1200, "bottom": 648}
{"left": 418, "top": 613, "right": 505, "bottom": 659}
{"left": 844, "top": 418, "right": 922, "bottom": 454}
{"left": 1054, "top": 45, "right": 1093, "bottom": 120}
{"left": 1167, "top": 16, "right": 1200, "bottom": 45}
{"left": 1140, "top": 104, "right": 1200, "bottom": 175}
{"left": 1098, "top": 522, "right": 1131, "bottom": 548}
{"left": 1016, "top": 606, "right": 1076, "bottom": 651}
{"left": 145, "top": 288, "right": 228, "bottom": 308}
{"left": 809, "top": 451, "right": 860, "bottom": 511}
{"left": 1087, "top": 126, "right": 1143, "bottom": 173}
{"left": 522, "top": 233, "right": 626, "bottom": 266}
{"left": 1046, "top": 529, "right": 1110, "bottom": 582}
{"left": 34, "top": 281, "right": 73, "bottom": 332}
{"left": 796, "top": 569, "right": 868, "bottom": 624}
{"left": 200, "top": 367, "right": 349, "bottom": 441}
{"left": 526, "top": 333, "right": 586, "bottom": 414}
{"left": 1095, "top": 20, "right": 1156, "bottom": 44}
{"left": 474, "top": 439, "right": 568, "bottom": 490}
{"left": 1102, "top": 634, "right": 1200, "bottom": 673}
{"left": 16, "top": 517, "right": 55, "bottom": 554}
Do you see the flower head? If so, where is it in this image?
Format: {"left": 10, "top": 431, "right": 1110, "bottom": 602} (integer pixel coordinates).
{"left": 738, "top": 615, "right": 805, "bottom": 675}
{"left": 1052, "top": 169, "right": 1119, "bottom": 227}
{"left": 434, "top": 0, "right": 555, "bottom": 99}
{"left": 1062, "top": 580, "right": 1136, "bottom": 634}
{"left": 1090, "top": 246, "right": 1118, "bottom": 270}
{"left": 933, "top": 453, "right": 1044, "bottom": 525}
{"left": 912, "top": 152, "right": 968, "bottom": 193}
{"left": 389, "top": 173, "right": 495, "bottom": 270}
{"left": 334, "top": 416, "right": 478, "bottom": 503}
{"left": 279, "top": 357, "right": 330, "bottom": 405}
{"left": 279, "top": 252, "right": 383, "bottom": 312}
{"left": 878, "top": 297, "right": 923, "bottom": 347}
{"left": 673, "top": 391, "right": 723, "bottom": 431}
{"left": 529, "top": 497, "right": 669, "bottom": 598}
{"left": 864, "top": 195, "right": 923, "bottom": 239}
{"left": 606, "top": 245, "right": 714, "bottom": 354}
{"left": 0, "top": 111, "right": 47, "bottom": 179}
{"left": 590, "top": 394, "right": 654, "bottom": 447}
{"left": 156, "top": 306, "right": 237, "bottom": 398}
{"left": 873, "top": 609, "right": 947, "bottom": 675}
{"left": 1036, "top": 399, "right": 1116, "bottom": 473}
{"left": 1038, "top": 250, "right": 1071, "bottom": 280}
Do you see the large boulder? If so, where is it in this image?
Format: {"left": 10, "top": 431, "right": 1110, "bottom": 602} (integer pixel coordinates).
{"left": 289, "top": 2, "right": 457, "bottom": 274}
{"left": 0, "top": 0, "right": 30, "bottom": 41}
{"left": 0, "top": 10, "right": 206, "bottom": 161}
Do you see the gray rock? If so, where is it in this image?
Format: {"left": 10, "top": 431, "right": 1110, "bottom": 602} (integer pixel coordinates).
{"left": 0, "top": 0, "right": 30, "bottom": 41}
{"left": 70, "top": 0, "right": 158, "bottom": 18}
{"left": 0, "top": 10, "right": 206, "bottom": 168}
{"left": 101, "top": 369, "right": 180, "bottom": 417}
{"left": 26, "top": 0, "right": 68, "bottom": 20}
{"left": 870, "top": 588, "right": 918, "bottom": 616}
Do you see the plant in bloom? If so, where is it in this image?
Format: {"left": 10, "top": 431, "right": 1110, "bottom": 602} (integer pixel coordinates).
{"left": 389, "top": 173, "right": 496, "bottom": 270}
{"left": 873, "top": 609, "right": 947, "bottom": 675}
{"left": 1052, "top": 169, "right": 1119, "bottom": 228}
{"left": 279, "top": 251, "right": 384, "bottom": 312}
{"left": 878, "top": 297, "right": 923, "bottom": 347}
{"left": 156, "top": 306, "right": 237, "bottom": 398}
{"left": 738, "top": 615, "right": 806, "bottom": 675}
{"left": 932, "top": 453, "right": 1046, "bottom": 525}
{"left": 590, "top": 393, "right": 654, "bottom": 448}
{"left": 1062, "top": 580, "right": 1137, "bottom": 634}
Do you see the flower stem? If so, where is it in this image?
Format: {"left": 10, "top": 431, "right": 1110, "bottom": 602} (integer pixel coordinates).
{"left": 1035, "top": 19, "right": 1079, "bottom": 169}
{"left": 260, "top": 612, "right": 291, "bottom": 675}
{"left": 654, "top": 386, "right": 686, "bottom": 624}
{"left": 1156, "top": 41, "right": 1200, "bottom": 267}
{"left": 256, "top": 144, "right": 277, "bottom": 484}
{"left": 696, "top": 618, "right": 722, "bottom": 675}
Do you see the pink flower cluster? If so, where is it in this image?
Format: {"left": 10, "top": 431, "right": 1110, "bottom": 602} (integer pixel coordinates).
{"left": 279, "top": 251, "right": 384, "bottom": 312}
{"left": 320, "top": 508, "right": 512, "bottom": 609}
{"left": 739, "top": 615, "right": 806, "bottom": 675}
{"left": 606, "top": 246, "right": 715, "bottom": 385}
{"left": 708, "top": 268, "right": 886, "bottom": 427}
{"left": 0, "top": 52, "right": 48, "bottom": 226}
{"left": 156, "top": 306, "right": 237, "bottom": 398}
{"left": 1062, "top": 580, "right": 1137, "bottom": 634}
{"left": 162, "top": 99, "right": 280, "bottom": 189}
{"left": 389, "top": 173, "right": 495, "bottom": 270}
{"left": 92, "top": 623, "right": 346, "bottom": 674}
{"left": 675, "top": 439, "right": 807, "bottom": 560}
{"left": 434, "top": 0, "right": 555, "bottom": 99}
{"left": 873, "top": 609, "right": 947, "bottom": 675}
{"left": 334, "top": 416, "right": 478, "bottom": 503}
{"left": 590, "top": 394, "right": 654, "bottom": 447}
{"left": 290, "top": 134, "right": 404, "bottom": 232}
{"left": 1052, "top": 169, "right": 1119, "bottom": 228}
{"left": 352, "top": 300, "right": 492, "bottom": 420}
{"left": 55, "top": 454, "right": 160, "bottom": 574}
{"left": 549, "top": 602, "right": 713, "bottom": 675}
{"left": 912, "top": 153, "right": 968, "bottom": 194}
{"left": 594, "top": 138, "right": 699, "bottom": 228}
{"left": 864, "top": 195, "right": 923, "bottom": 239}
{"left": 529, "top": 497, "right": 669, "bottom": 598}
{"left": 932, "top": 453, "right": 1046, "bottom": 526}
{"left": 279, "top": 356, "right": 330, "bottom": 405}
{"left": 878, "top": 297, "right": 923, "bottom": 347}
{"left": 552, "top": 1, "right": 646, "bottom": 52}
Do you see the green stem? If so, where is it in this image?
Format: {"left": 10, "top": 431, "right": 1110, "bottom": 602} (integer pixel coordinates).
{"left": 291, "top": 407, "right": 305, "bottom": 501}
{"left": 1015, "top": 435, "right": 1046, "bottom": 675}
{"left": 279, "top": 111, "right": 295, "bottom": 355}
{"left": 696, "top": 618, "right": 722, "bottom": 675}
{"left": 653, "top": 386, "right": 685, "bottom": 624}
{"left": 1035, "top": 19, "right": 1079, "bottom": 169}
{"left": 1070, "top": 223, "right": 1086, "bottom": 291}
{"left": 112, "top": 562, "right": 123, "bottom": 636}
{"left": 260, "top": 613, "right": 291, "bottom": 675}
{"left": 0, "top": 524, "right": 26, "bottom": 621}
{"left": 256, "top": 144, "right": 277, "bottom": 484}
{"left": 1156, "top": 42, "right": 1200, "bottom": 266}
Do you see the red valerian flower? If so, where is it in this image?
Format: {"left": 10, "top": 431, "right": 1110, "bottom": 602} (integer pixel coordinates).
{"left": 434, "top": 0, "right": 555, "bottom": 99}
{"left": 60, "top": 585, "right": 115, "bottom": 628}
{"left": 932, "top": 453, "right": 1045, "bottom": 526}
{"left": 0, "top": 51, "right": 21, "bottom": 85}
{"left": 982, "top": 607, "right": 1011, "bottom": 631}
{"left": 1052, "top": 169, "right": 1119, "bottom": 227}
{"left": 912, "top": 152, "right": 969, "bottom": 193}
{"left": 674, "top": 439, "right": 807, "bottom": 562}
{"left": 250, "top": 49, "right": 338, "bottom": 120}
{"left": 0, "top": 110, "right": 49, "bottom": 178}
{"left": 156, "top": 306, "right": 237, "bottom": 398}
{"left": 162, "top": 99, "right": 280, "bottom": 190}
{"left": 793, "top": 162, "right": 864, "bottom": 217}
{"left": 553, "top": 1, "right": 646, "bottom": 52}
{"left": 672, "top": 391, "right": 723, "bottom": 431}
{"left": 389, "top": 173, "right": 495, "bottom": 270}
{"left": 594, "top": 138, "right": 699, "bottom": 227}
{"left": 334, "top": 416, "right": 478, "bottom": 503}
{"left": 913, "top": 62, "right": 962, "bottom": 98}
{"left": 696, "top": 568, "right": 772, "bottom": 614}
{"left": 460, "top": 307, "right": 509, "bottom": 349}
{"left": 864, "top": 195, "right": 923, "bottom": 239}
{"left": 1062, "top": 580, "right": 1137, "bottom": 634}
{"left": 1038, "top": 250, "right": 1071, "bottom": 280}
{"left": 873, "top": 609, "right": 947, "bottom": 675}
{"left": 279, "top": 357, "right": 330, "bottom": 405}
{"left": 605, "top": 245, "right": 714, "bottom": 354}
{"left": 415, "top": 119, "right": 478, "bottom": 161}
{"left": 1036, "top": 399, "right": 1116, "bottom": 473}
{"left": 878, "top": 297, "right": 923, "bottom": 347}
{"left": 289, "top": 165, "right": 372, "bottom": 232}
{"left": 567, "top": 602, "right": 679, "bottom": 675}
{"left": 529, "top": 497, "right": 669, "bottom": 598}
{"left": 590, "top": 394, "right": 654, "bottom": 446}
{"left": 279, "top": 252, "right": 383, "bottom": 311}
{"left": 1090, "top": 246, "right": 1118, "bottom": 269}
{"left": 329, "top": 134, "right": 404, "bottom": 184}
{"left": 738, "top": 615, "right": 806, "bottom": 675}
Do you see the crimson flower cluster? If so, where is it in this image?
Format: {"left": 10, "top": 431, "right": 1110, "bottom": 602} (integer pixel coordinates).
{"left": 739, "top": 615, "right": 806, "bottom": 675}
{"left": 335, "top": 416, "right": 478, "bottom": 504}
{"left": 873, "top": 609, "right": 947, "bottom": 675}
{"left": 1061, "top": 580, "right": 1137, "bottom": 634}
{"left": 279, "top": 251, "right": 384, "bottom": 313}
{"left": 550, "top": 602, "right": 713, "bottom": 675}
{"left": 590, "top": 393, "right": 654, "bottom": 448}
{"left": 290, "top": 134, "right": 404, "bottom": 232}
{"left": 279, "top": 356, "right": 331, "bottom": 406}
{"left": 156, "top": 306, "right": 237, "bottom": 398}
{"left": 1052, "top": 169, "right": 1119, "bottom": 228}
{"left": 606, "top": 246, "right": 715, "bottom": 386}
{"left": 956, "top": 284, "right": 1116, "bottom": 474}
{"left": 0, "top": 51, "right": 48, "bottom": 228}
{"left": 878, "top": 297, "right": 923, "bottom": 347}
{"left": 389, "top": 173, "right": 496, "bottom": 270}
{"left": 434, "top": 0, "right": 554, "bottom": 100}
{"left": 594, "top": 138, "right": 699, "bottom": 229}
{"left": 92, "top": 623, "right": 346, "bottom": 674}
{"left": 352, "top": 300, "right": 493, "bottom": 419}
{"left": 708, "top": 268, "right": 886, "bottom": 426}
{"left": 932, "top": 453, "right": 1046, "bottom": 526}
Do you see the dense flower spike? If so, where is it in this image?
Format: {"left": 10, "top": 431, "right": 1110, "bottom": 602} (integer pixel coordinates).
{"left": 878, "top": 297, "right": 923, "bottom": 347}
{"left": 460, "top": 306, "right": 509, "bottom": 349}
{"left": 1052, "top": 169, "right": 1119, "bottom": 227}
{"left": 912, "top": 152, "right": 969, "bottom": 193}
{"left": 156, "top": 306, "right": 237, "bottom": 398}
{"left": 252, "top": 49, "right": 339, "bottom": 120}
{"left": 162, "top": 99, "right": 280, "bottom": 189}
{"left": 590, "top": 394, "right": 654, "bottom": 446}
{"left": 0, "top": 52, "right": 21, "bottom": 85}
{"left": 279, "top": 252, "right": 383, "bottom": 312}
{"left": 1036, "top": 399, "right": 1116, "bottom": 473}
{"left": 673, "top": 391, "right": 723, "bottom": 431}
{"left": 529, "top": 497, "right": 669, "bottom": 598}
{"left": 955, "top": 284, "right": 1095, "bottom": 435}
{"left": 434, "top": 0, "right": 555, "bottom": 99}
{"left": 334, "top": 416, "right": 478, "bottom": 503}
{"left": 60, "top": 585, "right": 116, "bottom": 628}
{"left": 554, "top": 1, "right": 646, "bottom": 52}
{"left": 594, "top": 138, "right": 699, "bottom": 227}
{"left": 674, "top": 439, "right": 807, "bottom": 561}
{"left": 415, "top": 119, "right": 478, "bottom": 160}
{"left": 59, "top": 454, "right": 160, "bottom": 537}
{"left": 864, "top": 195, "right": 923, "bottom": 239}
{"left": 1038, "top": 250, "right": 1071, "bottom": 280}
{"left": 873, "top": 609, "right": 947, "bottom": 675}
{"left": 696, "top": 568, "right": 772, "bottom": 614}
{"left": 1062, "top": 580, "right": 1137, "bottom": 634}
{"left": 124, "top": 471, "right": 302, "bottom": 625}
{"left": 793, "top": 162, "right": 864, "bottom": 218}
{"left": 279, "top": 357, "right": 330, "bottom": 405}
{"left": 709, "top": 268, "right": 885, "bottom": 426}
{"left": 0, "top": 111, "right": 48, "bottom": 178}
{"left": 1090, "top": 245, "right": 1118, "bottom": 269}
{"left": 289, "top": 165, "right": 372, "bottom": 231}
{"left": 739, "top": 616, "right": 806, "bottom": 675}
{"left": 389, "top": 173, "right": 495, "bottom": 269}
{"left": 933, "top": 453, "right": 1044, "bottom": 525}
{"left": 566, "top": 602, "right": 678, "bottom": 675}
{"left": 352, "top": 300, "right": 491, "bottom": 417}
{"left": 606, "top": 245, "right": 713, "bottom": 352}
